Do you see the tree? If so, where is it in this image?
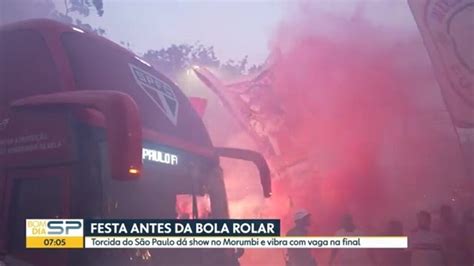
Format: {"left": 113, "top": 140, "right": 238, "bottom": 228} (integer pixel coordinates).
{"left": 220, "top": 56, "right": 248, "bottom": 77}
{"left": 144, "top": 43, "right": 262, "bottom": 79}
{"left": 66, "top": 0, "right": 104, "bottom": 17}
{"left": 190, "top": 43, "right": 220, "bottom": 69}
{"left": 144, "top": 43, "right": 220, "bottom": 78}
{"left": 247, "top": 64, "right": 264, "bottom": 75}
{"left": 58, "top": 0, "right": 106, "bottom": 35}
{"left": 0, "top": 0, "right": 105, "bottom": 35}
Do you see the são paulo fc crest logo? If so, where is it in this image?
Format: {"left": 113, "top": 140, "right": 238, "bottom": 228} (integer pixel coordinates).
{"left": 129, "top": 64, "right": 179, "bottom": 126}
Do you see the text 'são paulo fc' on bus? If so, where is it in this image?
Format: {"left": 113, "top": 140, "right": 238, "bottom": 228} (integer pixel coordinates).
{"left": 0, "top": 19, "right": 272, "bottom": 266}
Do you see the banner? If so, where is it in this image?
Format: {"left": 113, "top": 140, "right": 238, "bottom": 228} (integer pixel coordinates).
{"left": 408, "top": 0, "right": 474, "bottom": 128}
{"left": 26, "top": 219, "right": 407, "bottom": 249}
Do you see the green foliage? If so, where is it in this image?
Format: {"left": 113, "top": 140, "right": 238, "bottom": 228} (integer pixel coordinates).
{"left": 144, "top": 43, "right": 262, "bottom": 78}
{"left": 220, "top": 56, "right": 248, "bottom": 77}
{"left": 51, "top": 11, "right": 105, "bottom": 35}
{"left": 144, "top": 43, "right": 220, "bottom": 77}
{"left": 0, "top": 0, "right": 105, "bottom": 35}
{"left": 62, "top": 0, "right": 105, "bottom": 34}
{"left": 67, "top": 0, "right": 104, "bottom": 17}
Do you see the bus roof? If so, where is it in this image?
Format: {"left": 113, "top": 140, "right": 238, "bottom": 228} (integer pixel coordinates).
{"left": 0, "top": 19, "right": 215, "bottom": 157}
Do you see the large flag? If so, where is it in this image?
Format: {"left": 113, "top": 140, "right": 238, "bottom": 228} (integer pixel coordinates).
{"left": 193, "top": 60, "right": 317, "bottom": 178}
{"left": 192, "top": 66, "right": 278, "bottom": 155}
{"left": 408, "top": 0, "right": 474, "bottom": 128}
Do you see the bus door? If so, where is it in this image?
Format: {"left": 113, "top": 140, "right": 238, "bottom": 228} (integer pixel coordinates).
{"left": 4, "top": 166, "right": 73, "bottom": 266}
{"left": 0, "top": 109, "right": 77, "bottom": 266}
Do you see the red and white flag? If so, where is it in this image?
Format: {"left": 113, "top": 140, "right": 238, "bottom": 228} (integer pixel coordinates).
{"left": 409, "top": 0, "right": 474, "bottom": 128}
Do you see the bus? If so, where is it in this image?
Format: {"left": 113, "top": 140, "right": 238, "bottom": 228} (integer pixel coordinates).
{"left": 0, "top": 19, "right": 271, "bottom": 266}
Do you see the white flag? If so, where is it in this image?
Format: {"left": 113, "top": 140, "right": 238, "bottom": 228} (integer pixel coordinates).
{"left": 409, "top": 0, "right": 474, "bottom": 127}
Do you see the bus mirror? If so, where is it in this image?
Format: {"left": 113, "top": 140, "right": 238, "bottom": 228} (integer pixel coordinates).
{"left": 214, "top": 147, "right": 272, "bottom": 198}
{"left": 11, "top": 90, "right": 142, "bottom": 180}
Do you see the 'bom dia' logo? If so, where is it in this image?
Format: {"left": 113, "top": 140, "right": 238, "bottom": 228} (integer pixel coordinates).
{"left": 27, "top": 219, "right": 83, "bottom": 236}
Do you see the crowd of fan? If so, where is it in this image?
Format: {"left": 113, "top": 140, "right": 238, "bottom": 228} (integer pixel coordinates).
{"left": 286, "top": 205, "right": 474, "bottom": 266}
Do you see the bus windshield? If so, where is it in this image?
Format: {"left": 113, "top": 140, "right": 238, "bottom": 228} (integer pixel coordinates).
{"left": 61, "top": 32, "right": 229, "bottom": 219}
{"left": 62, "top": 32, "right": 233, "bottom": 261}
{"left": 61, "top": 32, "right": 213, "bottom": 149}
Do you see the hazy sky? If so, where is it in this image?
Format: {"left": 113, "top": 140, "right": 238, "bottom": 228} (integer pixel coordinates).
{"left": 55, "top": 0, "right": 415, "bottom": 65}
{"left": 55, "top": 0, "right": 286, "bottom": 65}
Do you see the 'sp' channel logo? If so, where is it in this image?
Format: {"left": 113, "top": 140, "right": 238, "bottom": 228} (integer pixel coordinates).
{"left": 26, "top": 219, "right": 84, "bottom": 248}
{"left": 27, "top": 219, "right": 83, "bottom": 236}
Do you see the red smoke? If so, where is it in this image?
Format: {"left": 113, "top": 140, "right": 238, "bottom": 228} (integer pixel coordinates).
{"left": 269, "top": 5, "right": 416, "bottom": 229}
{"left": 218, "top": 2, "right": 471, "bottom": 265}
